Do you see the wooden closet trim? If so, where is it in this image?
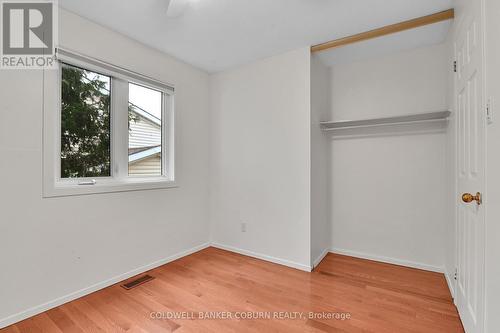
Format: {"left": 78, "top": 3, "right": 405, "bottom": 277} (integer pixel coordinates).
{"left": 311, "top": 9, "right": 454, "bottom": 53}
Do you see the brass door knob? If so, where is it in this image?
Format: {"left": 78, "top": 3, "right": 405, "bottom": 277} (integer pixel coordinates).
{"left": 462, "top": 192, "right": 482, "bottom": 205}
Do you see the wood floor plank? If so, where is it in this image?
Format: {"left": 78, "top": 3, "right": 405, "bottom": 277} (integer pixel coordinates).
{"left": 0, "top": 326, "right": 20, "bottom": 333}
{"left": 1, "top": 248, "right": 463, "bottom": 333}
{"left": 45, "top": 308, "right": 85, "bottom": 333}
{"left": 30, "top": 314, "right": 64, "bottom": 333}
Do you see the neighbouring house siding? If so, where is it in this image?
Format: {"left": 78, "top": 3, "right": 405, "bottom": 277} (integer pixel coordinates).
{"left": 129, "top": 116, "right": 161, "bottom": 148}
{"left": 129, "top": 154, "right": 161, "bottom": 176}
{"left": 128, "top": 110, "right": 162, "bottom": 176}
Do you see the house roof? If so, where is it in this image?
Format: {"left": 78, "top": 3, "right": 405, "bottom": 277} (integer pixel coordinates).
{"left": 128, "top": 145, "right": 159, "bottom": 155}
{"left": 128, "top": 145, "right": 161, "bottom": 164}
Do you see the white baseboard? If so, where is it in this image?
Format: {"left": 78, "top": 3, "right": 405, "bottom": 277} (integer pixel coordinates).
{"left": 445, "top": 271, "right": 456, "bottom": 299}
{"left": 312, "top": 248, "right": 329, "bottom": 269}
{"left": 0, "top": 242, "right": 211, "bottom": 329}
{"left": 211, "top": 242, "right": 311, "bottom": 272}
{"left": 330, "top": 247, "right": 444, "bottom": 273}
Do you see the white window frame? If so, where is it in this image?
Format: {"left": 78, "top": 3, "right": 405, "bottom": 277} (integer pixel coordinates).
{"left": 43, "top": 48, "right": 177, "bottom": 197}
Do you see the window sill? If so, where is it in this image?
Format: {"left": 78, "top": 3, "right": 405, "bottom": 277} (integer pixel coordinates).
{"left": 43, "top": 178, "right": 178, "bottom": 198}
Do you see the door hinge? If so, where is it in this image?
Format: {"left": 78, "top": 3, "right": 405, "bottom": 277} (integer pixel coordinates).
{"left": 454, "top": 268, "right": 458, "bottom": 280}
{"left": 453, "top": 61, "right": 457, "bottom": 73}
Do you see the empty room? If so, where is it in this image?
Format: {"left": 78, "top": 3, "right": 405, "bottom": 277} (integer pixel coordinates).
{"left": 1, "top": 0, "right": 500, "bottom": 332}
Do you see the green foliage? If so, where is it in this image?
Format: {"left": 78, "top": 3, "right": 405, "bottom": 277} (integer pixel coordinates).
{"left": 60, "top": 65, "right": 111, "bottom": 178}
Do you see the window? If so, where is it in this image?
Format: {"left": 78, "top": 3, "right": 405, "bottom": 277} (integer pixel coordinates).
{"left": 43, "top": 48, "right": 176, "bottom": 197}
{"left": 61, "top": 64, "right": 111, "bottom": 178}
{"left": 128, "top": 83, "right": 163, "bottom": 176}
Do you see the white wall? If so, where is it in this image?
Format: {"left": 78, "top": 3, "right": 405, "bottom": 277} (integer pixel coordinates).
{"left": 329, "top": 44, "right": 449, "bottom": 120}
{"left": 327, "top": 44, "right": 450, "bottom": 272}
{"left": 310, "top": 56, "right": 330, "bottom": 266}
{"left": 0, "top": 9, "right": 210, "bottom": 327}
{"left": 484, "top": 0, "right": 500, "bottom": 331}
{"left": 209, "top": 47, "right": 312, "bottom": 270}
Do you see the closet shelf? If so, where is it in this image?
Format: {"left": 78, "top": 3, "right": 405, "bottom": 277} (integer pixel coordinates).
{"left": 320, "top": 111, "right": 451, "bottom": 131}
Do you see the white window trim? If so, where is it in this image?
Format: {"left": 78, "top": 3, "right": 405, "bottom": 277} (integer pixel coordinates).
{"left": 43, "top": 47, "right": 177, "bottom": 197}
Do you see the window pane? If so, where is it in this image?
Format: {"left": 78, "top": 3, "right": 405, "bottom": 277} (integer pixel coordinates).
{"left": 61, "top": 64, "right": 111, "bottom": 178}
{"left": 128, "top": 83, "right": 162, "bottom": 176}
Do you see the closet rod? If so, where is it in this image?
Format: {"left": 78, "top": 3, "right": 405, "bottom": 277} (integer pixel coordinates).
{"left": 320, "top": 111, "right": 451, "bottom": 131}
{"left": 311, "top": 9, "right": 455, "bottom": 53}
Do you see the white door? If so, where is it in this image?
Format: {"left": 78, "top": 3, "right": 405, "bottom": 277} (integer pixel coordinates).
{"left": 454, "top": 0, "right": 486, "bottom": 332}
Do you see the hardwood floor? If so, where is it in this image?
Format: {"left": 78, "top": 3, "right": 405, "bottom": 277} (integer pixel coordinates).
{"left": 2, "top": 247, "right": 464, "bottom": 332}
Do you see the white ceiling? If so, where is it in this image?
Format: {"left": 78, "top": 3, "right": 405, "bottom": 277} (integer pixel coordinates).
{"left": 59, "top": 0, "right": 454, "bottom": 73}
